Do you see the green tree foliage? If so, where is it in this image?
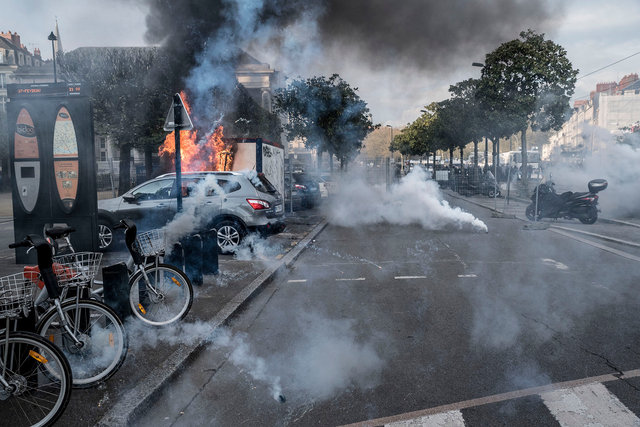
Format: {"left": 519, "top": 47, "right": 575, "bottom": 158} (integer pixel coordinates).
{"left": 478, "top": 30, "right": 578, "bottom": 184}
{"left": 273, "top": 74, "right": 377, "bottom": 169}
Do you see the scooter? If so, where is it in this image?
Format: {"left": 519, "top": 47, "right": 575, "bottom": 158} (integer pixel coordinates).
{"left": 525, "top": 179, "right": 608, "bottom": 224}
{"left": 462, "top": 171, "right": 501, "bottom": 197}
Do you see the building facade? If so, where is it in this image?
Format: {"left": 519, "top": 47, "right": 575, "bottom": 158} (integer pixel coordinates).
{"left": 546, "top": 73, "right": 640, "bottom": 163}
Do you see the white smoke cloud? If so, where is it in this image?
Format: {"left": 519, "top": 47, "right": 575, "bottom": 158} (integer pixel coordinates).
{"left": 546, "top": 125, "right": 640, "bottom": 218}
{"left": 327, "top": 168, "right": 488, "bottom": 232}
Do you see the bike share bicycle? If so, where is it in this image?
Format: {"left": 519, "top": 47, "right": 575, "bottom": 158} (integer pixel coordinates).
{"left": 45, "top": 219, "right": 193, "bottom": 327}
{"left": 18, "top": 235, "right": 127, "bottom": 389}
{"left": 0, "top": 238, "right": 72, "bottom": 426}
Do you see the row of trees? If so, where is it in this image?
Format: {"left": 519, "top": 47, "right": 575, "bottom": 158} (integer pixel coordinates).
{"left": 391, "top": 30, "right": 578, "bottom": 188}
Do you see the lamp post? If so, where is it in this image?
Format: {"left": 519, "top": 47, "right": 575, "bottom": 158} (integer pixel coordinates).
{"left": 48, "top": 31, "right": 57, "bottom": 83}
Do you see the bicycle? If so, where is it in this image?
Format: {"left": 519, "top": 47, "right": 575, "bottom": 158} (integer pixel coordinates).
{"left": 16, "top": 235, "right": 127, "bottom": 389}
{"left": 46, "top": 220, "right": 194, "bottom": 327}
{"left": 0, "top": 243, "right": 72, "bottom": 426}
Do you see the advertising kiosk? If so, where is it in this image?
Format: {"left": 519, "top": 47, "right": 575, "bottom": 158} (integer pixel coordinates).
{"left": 7, "top": 83, "right": 97, "bottom": 263}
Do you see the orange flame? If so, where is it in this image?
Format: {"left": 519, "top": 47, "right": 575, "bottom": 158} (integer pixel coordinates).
{"left": 159, "top": 91, "right": 233, "bottom": 171}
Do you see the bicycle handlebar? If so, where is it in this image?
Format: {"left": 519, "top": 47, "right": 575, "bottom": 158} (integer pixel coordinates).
{"left": 8, "top": 235, "right": 61, "bottom": 299}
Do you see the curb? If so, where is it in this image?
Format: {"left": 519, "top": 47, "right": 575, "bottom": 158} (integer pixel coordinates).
{"left": 97, "top": 219, "right": 329, "bottom": 426}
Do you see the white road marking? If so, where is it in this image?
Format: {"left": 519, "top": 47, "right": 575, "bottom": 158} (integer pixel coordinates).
{"left": 541, "top": 258, "right": 569, "bottom": 270}
{"left": 336, "top": 277, "right": 365, "bottom": 281}
{"left": 541, "top": 382, "right": 640, "bottom": 426}
{"left": 457, "top": 274, "right": 476, "bottom": 278}
{"left": 394, "top": 276, "right": 427, "bottom": 280}
{"left": 341, "top": 369, "right": 640, "bottom": 427}
{"left": 386, "top": 410, "right": 465, "bottom": 426}
{"left": 287, "top": 279, "right": 307, "bottom": 283}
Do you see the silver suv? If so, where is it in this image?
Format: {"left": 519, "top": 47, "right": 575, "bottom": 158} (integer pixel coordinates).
{"left": 97, "top": 171, "right": 285, "bottom": 252}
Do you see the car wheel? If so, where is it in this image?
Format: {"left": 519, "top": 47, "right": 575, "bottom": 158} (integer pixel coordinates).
{"left": 98, "top": 219, "right": 115, "bottom": 251}
{"left": 215, "top": 220, "right": 246, "bottom": 254}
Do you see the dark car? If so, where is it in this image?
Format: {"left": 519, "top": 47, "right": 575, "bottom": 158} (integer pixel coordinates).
{"left": 291, "top": 172, "right": 321, "bottom": 209}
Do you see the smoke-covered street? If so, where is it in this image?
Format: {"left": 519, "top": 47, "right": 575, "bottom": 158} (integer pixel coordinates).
{"left": 129, "top": 189, "right": 640, "bottom": 426}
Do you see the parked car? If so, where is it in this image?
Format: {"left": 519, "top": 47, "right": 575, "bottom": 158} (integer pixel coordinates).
{"left": 291, "top": 172, "right": 321, "bottom": 209}
{"left": 97, "top": 171, "right": 285, "bottom": 253}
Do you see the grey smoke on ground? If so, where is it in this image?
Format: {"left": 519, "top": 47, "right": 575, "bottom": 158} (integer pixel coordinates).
{"left": 327, "top": 167, "right": 488, "bottom": 232}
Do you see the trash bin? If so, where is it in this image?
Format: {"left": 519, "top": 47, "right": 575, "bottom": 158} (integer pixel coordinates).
{"left": 102, "top": 262, "right": 130, "bottom": 320}
{"left": 201, "top": 228, "right": 219, "bottom": 276}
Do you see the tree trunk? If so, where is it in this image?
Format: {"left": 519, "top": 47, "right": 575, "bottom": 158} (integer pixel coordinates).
{"left": 459, "top": 147, "right": 463, "bottom": 168}
{"left": 118, "top": 144, "right": 132, "bottom": 196}
{"left": 329, "top": 153, "right": 334, "bottom": 172}
{"left": 484, "top": 137, "right": 489, "bottom": 171}
{"left": 473, "top": 141, "right": 478, "bottom": 168}
{"left": 449, "top": 147, "right": 454, "bottom": 168}
{"left": 432, "top": 152, "right": 436, "bottom": 179}
{"left": 317, "top": 150, "right": 323, "bottom": 171}
{"left": 144, "top": 145, "right": 154, "bottom": 180}
{"left": 521, "top": 128, "right": 528, "bottom": 189}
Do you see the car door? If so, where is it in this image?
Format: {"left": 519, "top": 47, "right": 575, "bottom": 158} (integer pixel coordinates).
{"left": 118, "top": 178, "right": 176, "bottom": 230}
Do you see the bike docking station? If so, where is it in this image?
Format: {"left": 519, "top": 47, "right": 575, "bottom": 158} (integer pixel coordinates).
{"left": 7, "top": 83, "right": 98, "bottom": 264}
{"left": 165, "top": 228, "right": 220, "bottom": 287}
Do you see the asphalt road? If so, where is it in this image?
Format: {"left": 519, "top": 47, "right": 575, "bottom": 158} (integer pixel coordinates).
{"left": 132, "top": 194, "right": 640, "bottom": 426}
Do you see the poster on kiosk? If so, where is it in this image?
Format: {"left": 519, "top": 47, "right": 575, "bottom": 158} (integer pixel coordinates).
{"left": 7, "top": 83, "right": 97, "bottom": 263}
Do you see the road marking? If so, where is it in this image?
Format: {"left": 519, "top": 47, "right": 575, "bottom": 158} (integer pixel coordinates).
{"left": 549, "top": 228, "right": 640, "bottom": 263}
{"left": 541, "top": 258, "right": 569, "bottom": 270}
{"left": 341, "top": 369, "right": 640, "bottom": 427}
{"left": 394, "top": 276, "right": 427, "bottom": 280}
{"left": 287, "top": 279, "right": 307, "bottom": 283}
{"left": 541, "top": 382, "right": 640, "bottom": 426}
{"left": 386, "top": 410, "right": 465, "bottom": 427}
{"left": 457, "top": 274, "right": 477, "bottom": 278}
{"left": 550, "top": 224, "right": 640, "bottom": 248}
{"left": 336, "top": 277, "right": 365, "bottom": 281}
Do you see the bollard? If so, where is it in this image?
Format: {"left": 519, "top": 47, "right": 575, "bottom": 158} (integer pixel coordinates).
{"left": 164, "top": 242, "right": 184, "bottom": 272}
{"left": 201, "top": 228, "right": 219, "bottom": 276}
{"left": 102, "top": 262, "right": 131, "bottom": 320}
{"left": 181, "top": 234, "right": 203, "bottom": 286}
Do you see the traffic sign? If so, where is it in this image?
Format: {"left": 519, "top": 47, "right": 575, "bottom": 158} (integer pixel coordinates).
{"left": 163, "top": 93, "right": 193, "bottom": 131}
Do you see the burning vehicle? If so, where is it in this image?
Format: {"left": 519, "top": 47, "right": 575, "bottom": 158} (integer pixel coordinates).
{"left": 97, "top": 171, "right": 285, "bottom": 252}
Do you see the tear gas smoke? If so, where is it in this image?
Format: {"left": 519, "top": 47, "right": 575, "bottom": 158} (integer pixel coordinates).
{"left": 546, "top": 125, "right": 640, "bottom": 218}
{"left": 125, "top": 310, "right": 384, "bottom": 402}
{"left": 327, "top": 168, "right": 488, "bottom": 233}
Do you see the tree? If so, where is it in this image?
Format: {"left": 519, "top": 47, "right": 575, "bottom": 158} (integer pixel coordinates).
{"left": 273, "top": 74, "right": 377, "bottom": 170}
{"left": 478, "top": 30, "right": 578, "bottom": 186}
{"left": 59, "top": 47, "right": 179, "bottom": 194}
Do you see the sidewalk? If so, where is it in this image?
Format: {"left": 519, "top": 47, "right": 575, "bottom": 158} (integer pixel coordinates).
{"left": 0, "top": 202, "right": 327, "bottom": 426}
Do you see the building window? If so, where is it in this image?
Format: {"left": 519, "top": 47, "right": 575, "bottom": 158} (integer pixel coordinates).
{"left": 0, "top": 50, "right": 3, "bottom": 63}
{"left": 0, "top": 74, "right": 5, "bottom": 89}
{"left": 0, "top": 96, "right": 6, "bottom": 113}
{"left": 99, "top": 137, "right": 106, "bottom": 149}
{"left": 100, "top": 151, "right": 107, "bottom": 161}
{"left": 18, "top": 53, "right": 24, "bottom": 66}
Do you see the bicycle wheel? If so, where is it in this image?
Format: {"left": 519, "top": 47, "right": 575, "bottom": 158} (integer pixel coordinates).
{"left": 0, "top": 331, "right": 72, "bottom": 427}
{"left": 35, "top": 299, "right": 127, "bottom": 388}
{"left": 129, "top": 263, "right": 193, "bottom": 326}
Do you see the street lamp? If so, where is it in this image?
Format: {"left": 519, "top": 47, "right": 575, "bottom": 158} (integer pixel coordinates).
{"left": 48, "top": 31, "right": 57, "bottom": 83}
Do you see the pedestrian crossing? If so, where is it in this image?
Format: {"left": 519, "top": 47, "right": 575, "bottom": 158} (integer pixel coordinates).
{"left": 345, "top": 370, "right": 640, "bottom": 427}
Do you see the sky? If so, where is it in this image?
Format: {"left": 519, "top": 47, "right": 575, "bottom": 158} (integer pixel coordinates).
{"left": 4, "top": 0, "right": 640, "bottom": 127}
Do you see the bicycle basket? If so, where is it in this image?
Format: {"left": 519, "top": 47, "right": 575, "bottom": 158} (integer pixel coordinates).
{"left": 52, "top": 252, "right": 103, "bottom": 286}
{"left": 134, "top": 228, "right": 166, "bottom": 257}
{"left": 0, "top": 273, "right": 36, "bottom": 318}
